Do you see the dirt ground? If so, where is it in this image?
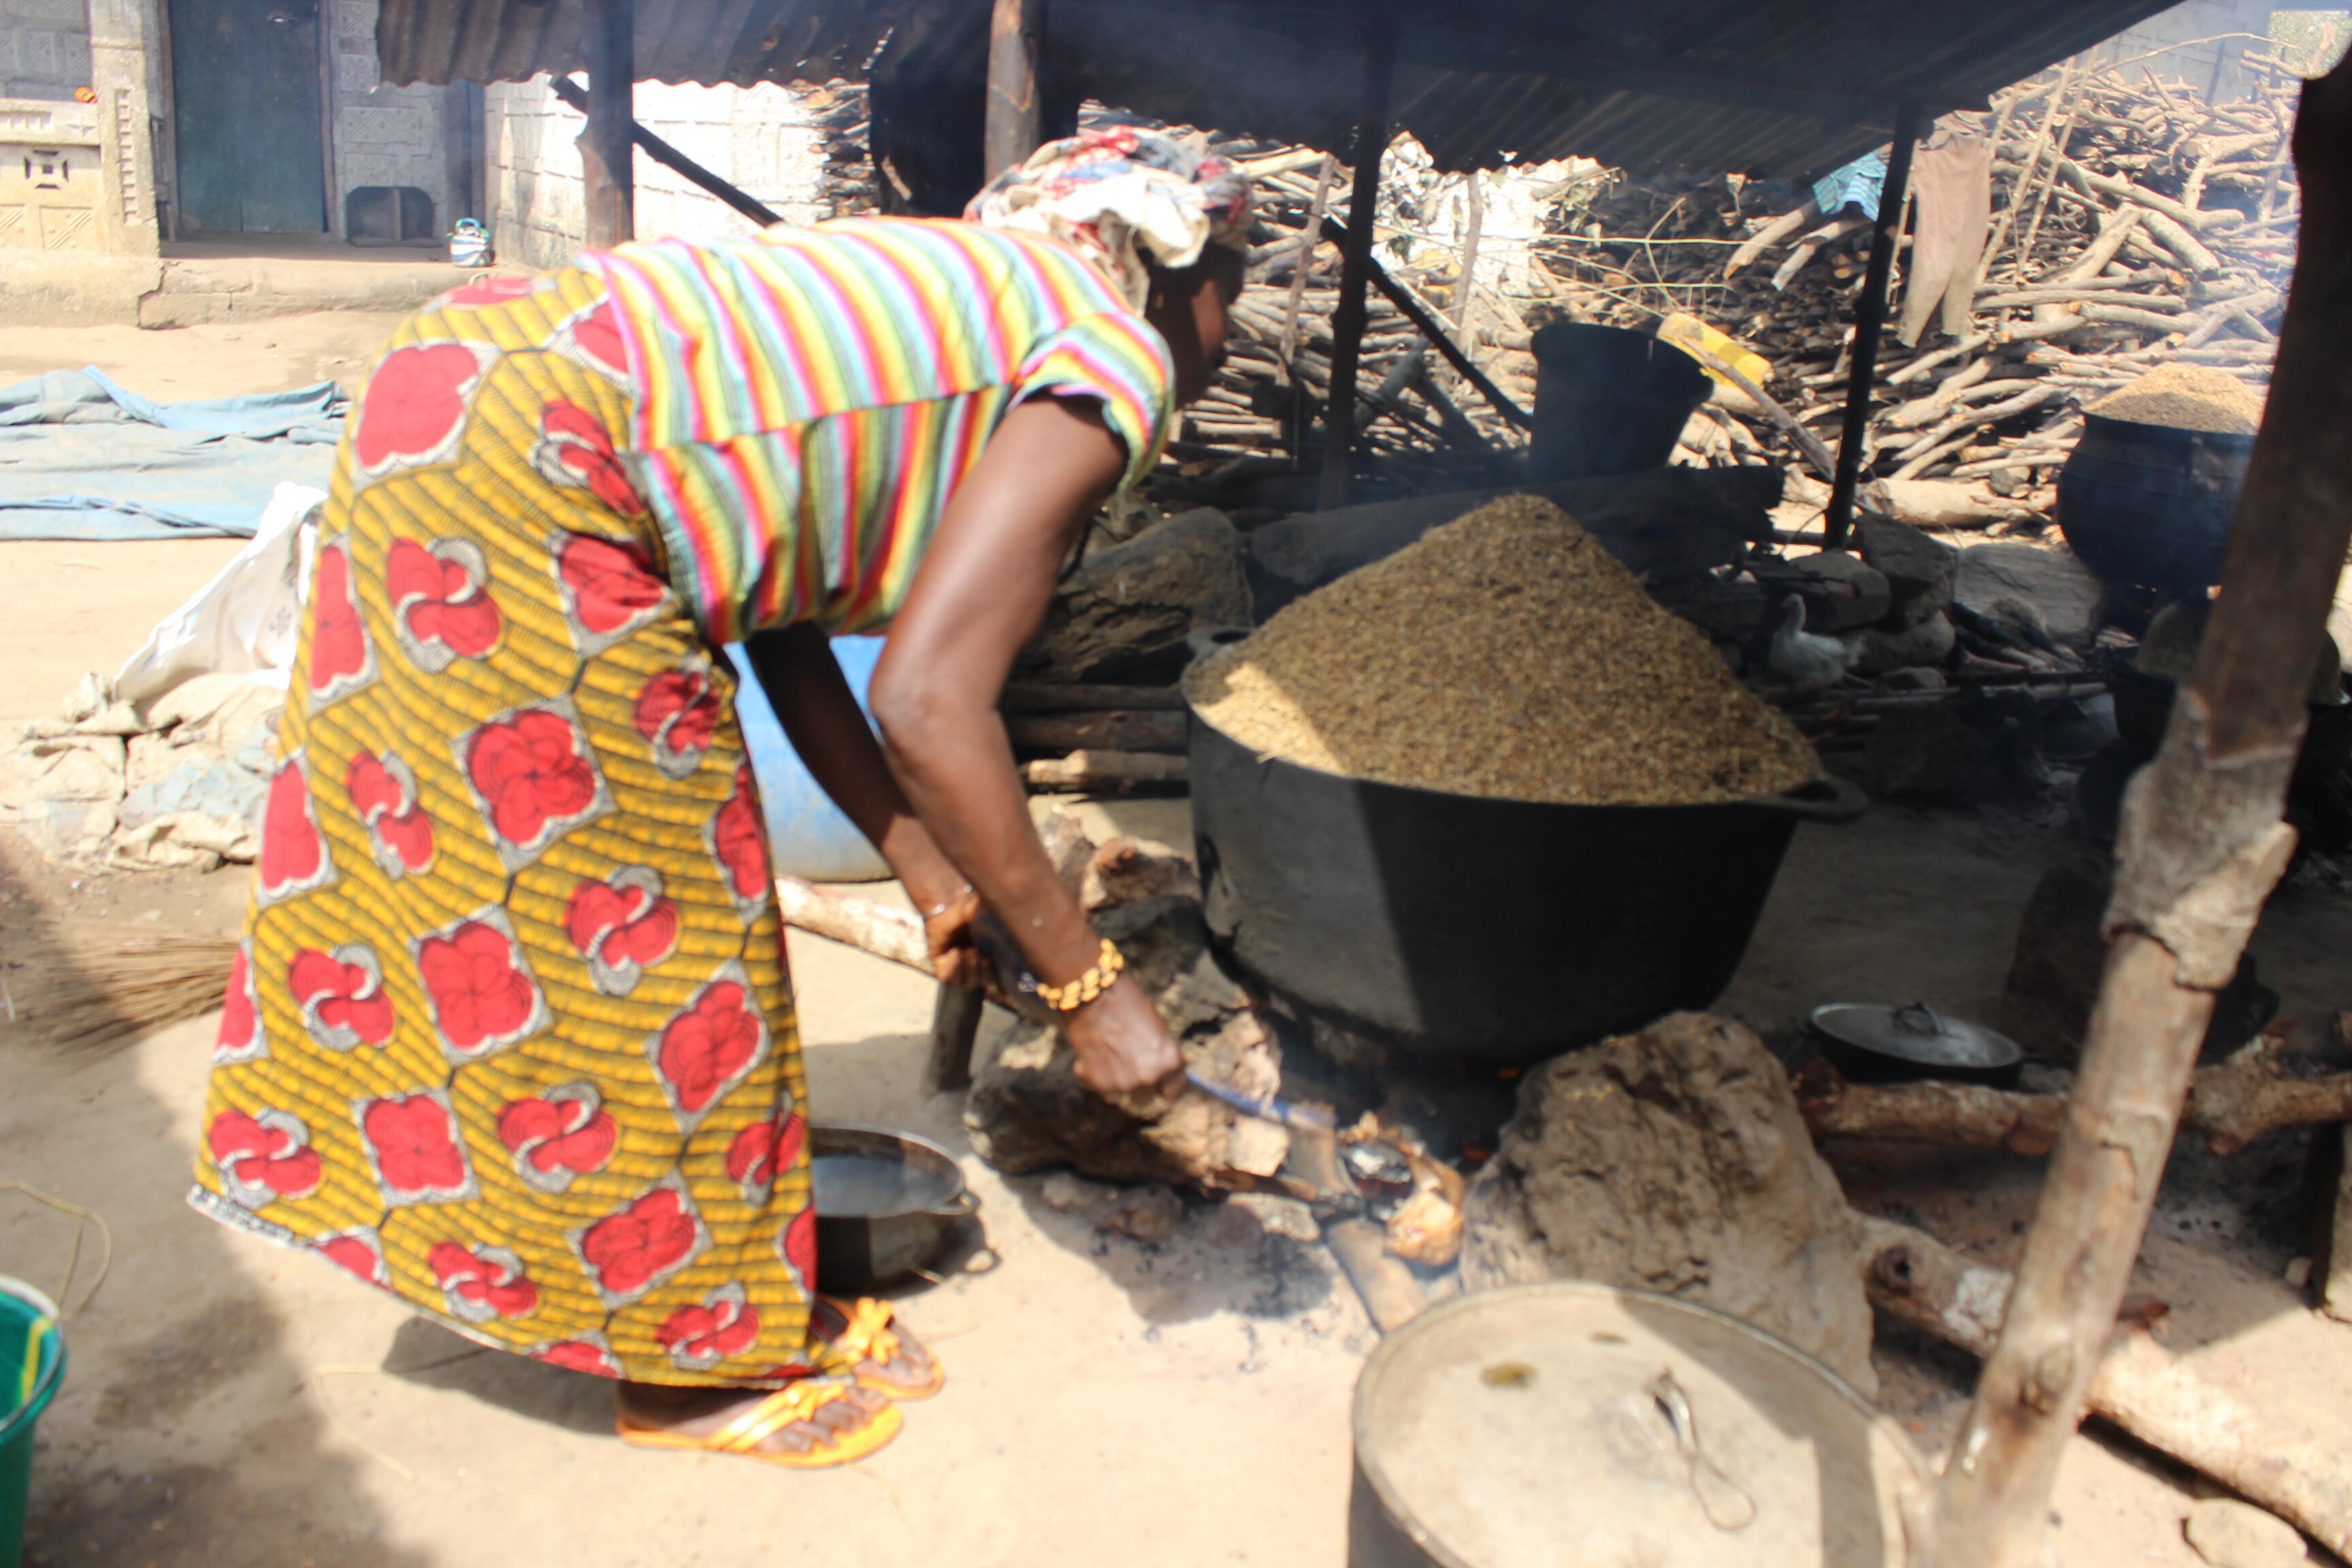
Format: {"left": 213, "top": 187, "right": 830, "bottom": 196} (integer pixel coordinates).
{"left": 0, "top": 310, "right": 404, "bottom": 738}
{"left": 0, "top": 311, "right": 404, "bottom": 403}
{"left": 4, "top": 314, "right": 2350, "bottom": 1567}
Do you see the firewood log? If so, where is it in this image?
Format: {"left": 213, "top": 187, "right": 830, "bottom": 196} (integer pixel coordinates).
{"left": 1857, "top": 1215, "right": 2352, "bottom": 1557}
{"left": 774, "top": 875, "right": 929, "bottom": 970}
{"left": 1156, "top": 61, "right": 2291, "bottom": 503}
{"left": 1005, "top": 710, "right": 1189, "bottom": 755}
{"left": 1795, "top": 1042, "right": 2352, "bottom": 1158}
{"left": 1021, "top": 749, "right": 1190, "bottom": 792}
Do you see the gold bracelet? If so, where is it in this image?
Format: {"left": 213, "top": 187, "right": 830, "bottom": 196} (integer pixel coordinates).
{"left": 1032, "top": 938, "right": 1124, "bottom": 1012}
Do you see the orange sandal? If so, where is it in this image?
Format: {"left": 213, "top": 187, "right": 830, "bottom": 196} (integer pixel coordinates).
{"left": 616, "top": 1377, "right": 902, "bottom": 1468}
{"left": 812, "top": 1296, "right": 944, "bottom": 1401}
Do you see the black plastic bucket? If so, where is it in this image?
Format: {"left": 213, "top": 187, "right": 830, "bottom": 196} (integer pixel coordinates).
{"left": 1184, "top": 696, "right": 1865, "bottom": 1064}
{"left": 1528, "top": 323, "right": 1712, "bottom": 482}
{"left": 2057, "top": 412, "right": 2255, "bottom": 591}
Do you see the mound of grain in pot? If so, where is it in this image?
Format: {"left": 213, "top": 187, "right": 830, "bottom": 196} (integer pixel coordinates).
{"left": 2088, "top": 361, "right": 2266, "bottom": 435}
{"left": 1188, "top": 496, "right": 1819, "bottom": 806}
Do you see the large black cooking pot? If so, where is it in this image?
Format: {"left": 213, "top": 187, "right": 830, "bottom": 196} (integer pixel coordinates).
{"left": 2057, "top": 412, "right": 2255, "bottom": 592}
{"left": 1186, "top": 698, "right": 1865, "bottom": 1064}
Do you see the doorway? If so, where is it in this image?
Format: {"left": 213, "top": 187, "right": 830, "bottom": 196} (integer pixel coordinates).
{"left": 168, "top": 0, "right": 326, "bottom": 233}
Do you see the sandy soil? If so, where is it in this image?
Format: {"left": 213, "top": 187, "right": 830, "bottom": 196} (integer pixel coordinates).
{"left": 0, "top": 310, "right": 402, "bottom": 736}
{"left": 4, "top": 314, "right": 2349, "bottom": 1568}
{"left": 0, "top": 312, "right": 404, "bottom": 402}
{"left": 0, "top": 541, "right": 253, "bottom": 738}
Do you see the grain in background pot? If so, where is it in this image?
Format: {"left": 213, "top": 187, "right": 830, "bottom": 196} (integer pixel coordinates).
{"left": 2087, "top": 361, "right": 2266, "bottom": 435}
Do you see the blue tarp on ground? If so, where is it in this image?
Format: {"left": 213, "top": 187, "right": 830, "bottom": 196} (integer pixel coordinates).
{"left": 0, "top": 368, "right": 345, "bottom": 540}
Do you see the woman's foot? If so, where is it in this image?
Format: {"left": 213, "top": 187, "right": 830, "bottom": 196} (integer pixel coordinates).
{"left": 615, "top": 1377, "right": 900, "bottom": 1467}
{"left": 811, "top": 1296, "right": 944, "bottom": 1400}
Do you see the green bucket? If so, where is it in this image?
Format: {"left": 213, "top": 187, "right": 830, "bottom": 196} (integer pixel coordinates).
{"left": 0, "top": 1277, "right": 65, "bottom": 1568}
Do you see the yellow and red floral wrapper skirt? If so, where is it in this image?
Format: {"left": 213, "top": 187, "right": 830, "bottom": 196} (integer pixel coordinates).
{"left": 190, "top": 268, "right": 823, "bottom": 1387}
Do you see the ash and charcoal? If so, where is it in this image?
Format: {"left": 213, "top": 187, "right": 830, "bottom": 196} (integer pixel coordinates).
{"left": 1015, "top": 1170, "right": 1354, "bottom": 1330}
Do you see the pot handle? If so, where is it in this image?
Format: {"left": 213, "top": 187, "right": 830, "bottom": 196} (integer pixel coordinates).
{"left": 929, "top": 1188, "right": 982, "bottom": 1219}
{"left": 911, "top": 1243, "right": 1000, "bottom": 1286}
{"left": 1752, "top": 774, "right": 1869, "bottom": 824}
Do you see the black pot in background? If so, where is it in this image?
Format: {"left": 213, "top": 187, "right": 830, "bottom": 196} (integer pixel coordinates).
{"left": 1528, "top": 323, "right": 1712, "bottom": 482}
{"left": 811, "top": 1123, "right": 979, "bottom": 1297}
{"left": 1184, "top": 696, "right": 1865, "bottom": 1066}
{"left": 2057, "top": 413, "right": 2255, "bottom": 593}
{"left": 1808, "top": 1002, "right": 2025, "bottom": 1089}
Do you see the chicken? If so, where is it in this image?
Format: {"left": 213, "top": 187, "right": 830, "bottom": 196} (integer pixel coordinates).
{"left": 1765, "top": 594, "right": 1857, "bottom": 695}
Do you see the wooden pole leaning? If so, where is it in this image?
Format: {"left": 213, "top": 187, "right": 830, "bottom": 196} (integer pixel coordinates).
{"left": 1318, "top": 215, "right": 1530, "bottom": 431}
{"left": 551, "top": 74, "right": 781, "bottom": 228}
{"left": 577, "top": 0, "right": 635, "bottom": 247}
{"left": 1318, "top": 10, "right": 1398, "bottom": 511}
{"left": 1922, "top": 55, "right": 2352, "bottom": 1568}
{"left": 1824, "top": 99, "right": 1920, "bottom": 548}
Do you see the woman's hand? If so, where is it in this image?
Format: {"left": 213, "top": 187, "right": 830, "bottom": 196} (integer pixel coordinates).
{"left": 1063, "top": 978, "right": 1188, "bottom": 1105}
{"left": 917, "top": 883, "right": 988, "bottom": 990}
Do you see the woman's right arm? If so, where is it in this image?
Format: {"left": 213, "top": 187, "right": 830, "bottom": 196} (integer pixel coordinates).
{"left": 865, "top": 395, "right": 1186, "bottom": 1102}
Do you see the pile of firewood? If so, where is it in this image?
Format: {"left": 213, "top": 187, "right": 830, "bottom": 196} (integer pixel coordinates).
{"left": 1534, "top": 55, "right": 2301, "bottom": 509}
{"left": 1147, "top": 52, "right": 2302, "bottom": 525}
{"left": 811, "top": 52, "right": 2304, "bottom": 527}
{"left": 802, "top": 80, "right": 880, "bottom": 222}
{"left": 1116, "top": 142, "right": 1550, "bottom": 517}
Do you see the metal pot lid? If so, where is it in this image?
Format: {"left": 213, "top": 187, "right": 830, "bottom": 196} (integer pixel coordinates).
{"left": 1354, "top": 1283, "right": 1927, "bottom": 1567}
{"left": 1808, "top": 1002, "right": 2024, "bottom": 1071}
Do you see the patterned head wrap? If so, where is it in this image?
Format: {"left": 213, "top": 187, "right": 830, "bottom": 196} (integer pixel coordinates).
{"left": 966, "top": 127, "right": 1252, "bottom": 311}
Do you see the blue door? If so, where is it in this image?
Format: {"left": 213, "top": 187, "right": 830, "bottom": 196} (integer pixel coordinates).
{"left": 169, "top": 0, "right": 326, "bottom": 233}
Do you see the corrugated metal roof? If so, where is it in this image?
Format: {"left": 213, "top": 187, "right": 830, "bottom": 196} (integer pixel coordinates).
{"left": 378, "top": 0, "right": 2178, "bottom": 180}
{"left": 377, "top": 0, "right": 898, "bottom": 95}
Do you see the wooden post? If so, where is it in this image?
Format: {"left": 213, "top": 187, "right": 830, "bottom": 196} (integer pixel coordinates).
{"left": 578, "top": 0, "right": 635, "bottom": 248}
{"left": 1278, "top": 153, "right": 1337, "bottom": 455}
{"left": 985, "top": 0, "right": 1045, "bottom": 181}
{"left": 1452, "top": 169, "right": 1482, "bottom": 332}
{"left": 1823, "top": 99, "right": 1921, "bottom": 549}
{"left": 1279, "top": 155, "right": 1336, "bottom": 366}
{"left": 1924, "top": 56, "right": 2352, "bottom": 1568}
{"left": 2321, "top": 1124, "right": 2352, "bottom": 1322}
{"left": 925, "top": 982, "right": 986, "bottom": 1095}
{"left": 1318, "top": 10, "right": 1397, "bottom": 511}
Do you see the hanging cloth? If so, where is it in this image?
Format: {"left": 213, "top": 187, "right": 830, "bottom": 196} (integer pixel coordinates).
{"left": 1897, "top": 117, "right": 1994, "bottom": 346}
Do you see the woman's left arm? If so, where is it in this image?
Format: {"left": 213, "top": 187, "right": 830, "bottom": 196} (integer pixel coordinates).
{"left": 741, "top": 625, "right": 987, "bottom": 987}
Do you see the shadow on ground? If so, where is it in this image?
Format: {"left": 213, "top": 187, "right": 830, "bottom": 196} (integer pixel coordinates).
{"left": 379, "top": 1319, "right": 615, "bottom": 1437}
{"left": 1, "top": 832, "right": 429, "bottom": 1568}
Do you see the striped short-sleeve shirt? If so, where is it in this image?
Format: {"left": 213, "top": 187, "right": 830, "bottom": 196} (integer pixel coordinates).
{"left": 589, "top": 218, "right": 1176, "bottom": 643}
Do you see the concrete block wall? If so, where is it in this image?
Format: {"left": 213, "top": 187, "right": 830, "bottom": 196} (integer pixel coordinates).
{"left": 483, "top": 76, "right": 583, "bottom": 270}
{"left": 0, "top": 0, "right": 90, "bottom": 100}
{"left": 325, "top": 0, "right": 449, "bottom": 239}
{"left": 485, "top": 75, "right": 830, "bottom": 271}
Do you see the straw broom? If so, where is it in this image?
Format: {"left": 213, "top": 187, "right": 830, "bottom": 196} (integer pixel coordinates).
{"left": 3, "top": 884, "right": 932, "bottom": 1050}
{"left": 2, "top": 921, "right": 237, "bottom": 1051}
